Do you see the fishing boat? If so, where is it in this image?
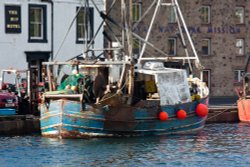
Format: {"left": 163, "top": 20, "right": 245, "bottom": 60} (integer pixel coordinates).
{"left": 40, "top": 0, "right": 209, "bottom": 138}
{"left": 237, "top": 72, "right": 250, "bottom": 122}
{"left": 236, "top": 53, "right": 250, "bottom": 122}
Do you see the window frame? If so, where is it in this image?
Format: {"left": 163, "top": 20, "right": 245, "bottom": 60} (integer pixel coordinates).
{"left": 200, "top": 5, "right": 211, "bottom": 24}
{"left": 167, "top": 37, "right": 177, "bottom": 56}
{"left": 235, "top": 6, "right": 245, "bottom": 24}
{"left": 201, "top": 70, "right": 211, "bottom": 89}
{"left": 236, "top": 38, "right": 245, "bottom": 55}
{"left": 76, "top": 7, "right": 94, "bottom": 44}
{"left": 28, "top": 4, "right": 47, "bottom": 43}
{"left": 133, "top": 37, "right": 141, "bottom": 56}
{"left": 201, "top": 38, "right": 211, "bottom": 55}
{"left": 234, "top": 70, "right": 244, "bottom": 83}
{"left": 132, "top": 2, "right": 142, "bottom": 22}
{"left": 167, "top": 6, "right": 176, "bottom": 23}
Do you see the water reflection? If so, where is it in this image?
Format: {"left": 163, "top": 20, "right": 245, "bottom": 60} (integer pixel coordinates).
{"left": 1, "top": 123, "right": 250, "bottom": 166}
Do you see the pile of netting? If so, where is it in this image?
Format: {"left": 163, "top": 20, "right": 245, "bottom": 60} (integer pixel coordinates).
{"left": 55, "top": 73, "right": 94, "bottom": 102}
{"left": 57, "top": 73, "right": 84, "bottom": 91}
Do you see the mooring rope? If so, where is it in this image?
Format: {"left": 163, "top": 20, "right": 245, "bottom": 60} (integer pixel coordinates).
{"left": 207, "top": 103, "right": 237, "bottom": 121}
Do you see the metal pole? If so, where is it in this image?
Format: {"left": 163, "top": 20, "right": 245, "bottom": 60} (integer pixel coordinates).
{"left": 121, "top": 0, "right": 125, "bottom": 48}
{"left": 128, "top": 0, "right": 134, "bottom": 95}
{"left": 137, "top": 0, "right": 162, "bottom": 66}
{"left": 172, "top": 0, "right": 193, "bottom": 72}
{"left": 174, "top": 0, "right": 201, "bottom": 68}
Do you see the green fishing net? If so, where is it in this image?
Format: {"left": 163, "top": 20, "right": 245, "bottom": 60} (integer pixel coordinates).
{"left": 57, "top": 74, "right": 84, "bottom": 91}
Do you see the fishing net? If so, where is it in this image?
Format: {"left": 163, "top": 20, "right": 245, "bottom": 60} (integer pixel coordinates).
{"left": 57, "top": 74, "right": 84, "bottom": 91}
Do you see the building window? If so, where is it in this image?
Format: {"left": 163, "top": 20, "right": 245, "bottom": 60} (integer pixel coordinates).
{"left": 201, "top": 39, "right": 211, "bottom": 55}
{"left": 167, "top": 38, "right": 176, "bottom": 55}
{"left": 200, "top": 6, "right": 210, "bottom": 24}
{"left": 235, "top": 7, "right": 245, "bottom": 24}
{"left": 167, "top": 6, "right": 176, "bottom": 23}
{"left": 28, "top": 5, "right": 47, "bottom": 43}
{"left": 132, "top": 3, "right": 141, "bottom": 22}
{"left": 234, "top": 70, "right": 244, "bottom": 83}
{"left": 236, "top": 39, "right": 245, "bottom": 55}
{"left": 133, "top": 37, "right": 141, "bottom": 55}
{"left": 201, "top": 70, "right": 211, "bottom": 89}
{"left": 76, "top": 7, "right": 94, "bottom": 43}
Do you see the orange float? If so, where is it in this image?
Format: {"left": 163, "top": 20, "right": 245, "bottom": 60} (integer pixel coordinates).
{"left": 177, "top": 109, "right": 187, "bottom": 119}
{"left": 159, "top": 111, "right": 168, "bottom": 121}
{"left": 196, "top": 103, "right": 208, "bottom": 117}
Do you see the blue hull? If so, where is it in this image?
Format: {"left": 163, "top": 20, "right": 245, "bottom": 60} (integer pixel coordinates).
{"left": 40, "top": 97, "right": 208, "bottom": 138}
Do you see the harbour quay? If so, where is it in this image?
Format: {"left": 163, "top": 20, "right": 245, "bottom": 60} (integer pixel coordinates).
{"left": 207, "top": 96, "right": 239, "bottom": 123}
{"left": 0, "top": 115, "right": 40, "bottom": 136}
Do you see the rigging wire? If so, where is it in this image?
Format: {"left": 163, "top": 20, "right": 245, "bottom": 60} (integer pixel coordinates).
{"left": 86, "top": 0, "right": 121, "bottom": 56}
{"left": 53, "top": 4, "right": 83, "bottom": 61}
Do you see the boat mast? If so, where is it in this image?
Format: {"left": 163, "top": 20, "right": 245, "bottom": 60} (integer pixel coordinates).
{"left": 83, "top": 0, "right": 89, "bottom": 59}
{"left": 127, "top": 0, "right": 134, "bottom": 95}
{"left": 121, "top": 0, "right": 125, "bottom": 49}
{"left": 174, "top": 0, "right": 202, "bottom": 69}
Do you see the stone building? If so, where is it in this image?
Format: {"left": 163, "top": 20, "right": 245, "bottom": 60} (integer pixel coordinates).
{"left": 104, "top": 0, "right": 250, "bottom": 98}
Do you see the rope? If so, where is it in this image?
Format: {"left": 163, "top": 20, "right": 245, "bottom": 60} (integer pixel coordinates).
{"left": 207, "top": 103, "right": 237, "bottom": 121}
{"left": 98, "top": 73, "right": 130, "bottom": 103}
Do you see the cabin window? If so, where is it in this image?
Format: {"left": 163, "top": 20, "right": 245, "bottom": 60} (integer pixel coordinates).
{"left": 234, "top": 70, "right": 244, "bottom": 83}
{"left": 132, "top": 3, "right": 141, "bottom": 22}
{"left": 235, "top": 7, "right": 245, "bottom": 24}
{"left": 200, "top": 6, "right": 210, "bottom": 24}
{"left": 76, "top": 7, "right": 94, "bottom": 43}
{"left": 201, "top": 39, "right": 211, "bottom": 55}
{"left": 167, "top": 6, "right": 176, "bottom": 23}
{"left": 236, "top": 38, "right": 245, "bottom": 55}
{"left": 201, "top": 70, "right": 211, "bottom": 89}
{"left": 167, "top": 38, "right": 176, "bottom": 55}
{"left": 28, "top": 5, "right": 47, "bottom": 43}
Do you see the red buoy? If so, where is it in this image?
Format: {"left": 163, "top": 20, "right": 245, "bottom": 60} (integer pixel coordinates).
{"left": 159, "top": 111, "right": 168, "bottom": 121}
{"left": 177, "top": 109, "right": 187, "bottom": 119}
{"left": 196, "top": 103, "right": 208, "bottom": 117}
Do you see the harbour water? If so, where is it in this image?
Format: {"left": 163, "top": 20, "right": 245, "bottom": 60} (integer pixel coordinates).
{"left": 1, "top": 123, "right": 250, "bottom": 167}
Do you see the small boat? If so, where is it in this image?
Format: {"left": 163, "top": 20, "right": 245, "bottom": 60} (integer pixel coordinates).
{"left": 237, "top": 72, "right": 250, "bottom": 122}
{"left": 40, "top": 0, "right": 209, "bottom": 138}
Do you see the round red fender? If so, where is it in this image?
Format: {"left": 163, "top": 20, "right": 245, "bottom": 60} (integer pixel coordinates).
{"left": 159, "top": 111, "right": 168, "bottom": 121}
{"left": 196, "top": 103, "right": 208, "bottom": 117}
{"left": 177, "top": 109, "right": 187, "bottom": 119}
